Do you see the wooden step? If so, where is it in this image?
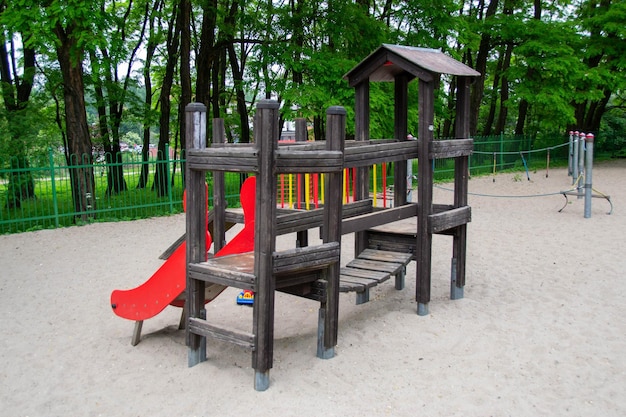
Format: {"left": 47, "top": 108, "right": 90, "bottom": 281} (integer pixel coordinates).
{"left": 188, "top": 317, "right": 255, "bottom": 350}
{"left": 339, "top": 249, "right": 413, "bottom": 304}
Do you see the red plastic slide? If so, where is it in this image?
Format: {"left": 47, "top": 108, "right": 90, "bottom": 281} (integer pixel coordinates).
{"left": 110, "top": 177, "right": 256, "bottom": 321}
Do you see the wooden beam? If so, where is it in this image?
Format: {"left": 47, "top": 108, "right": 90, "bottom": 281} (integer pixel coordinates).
{"left": 429, "top": 139, "right": 473, "bottom": 159}
{"left": 428, "top": 206, "right": 471, "bottom": 234}
{"left": 342, "top": 204, "right": 418, "bottom": 235}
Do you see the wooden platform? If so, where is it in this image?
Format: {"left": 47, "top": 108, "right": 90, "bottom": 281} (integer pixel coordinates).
{"left": 339, "top": 249, "right": 413, "bottom": 304}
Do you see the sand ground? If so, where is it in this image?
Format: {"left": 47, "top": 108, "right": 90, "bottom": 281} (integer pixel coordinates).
{"left": 1, "top": 160, "right": 625, "bottom": 416}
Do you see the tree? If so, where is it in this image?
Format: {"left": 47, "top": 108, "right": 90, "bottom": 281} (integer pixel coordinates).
{"left": 0, "top": 1, "right": 36, "bottom": 208}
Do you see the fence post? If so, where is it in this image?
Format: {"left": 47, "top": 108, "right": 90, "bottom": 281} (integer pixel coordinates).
{"left": 572, "top": 131, "right": 579, "bottom": 185}
{"left": 578, "top": 132, "right": 585, "bottom": 199}
{"left": 165, "top": 143, "right": 174, "bottom": 212}
{"left": 499, "top": 132, "right": 504, "bottom": 169}
{"left": 584, "top": 133, "right": 594, "bottom": 218}
{"left": 48, "top": 148, "right": 60, "bottom": 228}
{"left": 568, "top": 131, "right": 573, "bottom": 177}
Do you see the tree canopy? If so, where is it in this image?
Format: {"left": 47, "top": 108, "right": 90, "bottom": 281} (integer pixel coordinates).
{"left": 1, "top": 0, "right": 624, "bottom": 197}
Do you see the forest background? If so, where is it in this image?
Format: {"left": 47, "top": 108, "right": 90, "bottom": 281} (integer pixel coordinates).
{"left": 0, "top": 0, "right": 624, "bottom": 217}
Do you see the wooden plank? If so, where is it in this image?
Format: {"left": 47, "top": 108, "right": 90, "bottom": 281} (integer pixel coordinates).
{"left": 429, "top": 139, "right": 473, "bottom": 159}
{"left": 357, "top": 249, "right": 413, "bottom": 266}
{"left": 342, "top": 204, "right": 417, "bottom": 235}
{"left": 188, "top": 318, "right": 255, "bottom": 349}
{"left": 275, "top": 150, "right": 344, "bottom": 173}
{"left": 346, "top": 258, "right": 404, "bottom": 275}
{"left": 339, "top": 275, "right": 378, "bottom": 288}
{"left": 338, "top": 279, "right": 366, "bottom": 293}
{"left": 277, "top": 199, "right": 372, "bottom": 235}
{"left": 340, "top": 266, "right": 390, "bottom": 283}
{"left": 428, "top": 205, "right": 471, "bottom": 234}
{"left": 272, "top": 242, "right": 340, "bottom": 275}
{"left": 189, "top": 253, "right": 256, "bottom": 290}
{"left": 344, "top": 141, "right": 418, "bottom": 168}
{"left": 186, "top": 148, "right": 258, "bottom": 172}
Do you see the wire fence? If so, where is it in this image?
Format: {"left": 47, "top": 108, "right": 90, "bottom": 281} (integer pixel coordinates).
{"left": 1, "top": 134, "right": 569, "bottom": 234}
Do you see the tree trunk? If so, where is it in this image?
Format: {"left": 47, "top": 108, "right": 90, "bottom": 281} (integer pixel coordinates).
{"left": 195, "top": 0, "right": 218, "bottom": 109}
{"left": 54, "top": 23, "right": 96, "bottom": 221}
{"left": 138, "top": 0, "right": 161, "bottom": 189}
{"left": 494, "top": 41, "right": 513, "bottom": 134}
{"left": 0, "top": 24, "right": 36, "bottom": 208}
{"left": 469, "top": 0, "right": 499, "bottom": 136}
{"left": 153, "top": 3, "right": 181, "bottom": 197}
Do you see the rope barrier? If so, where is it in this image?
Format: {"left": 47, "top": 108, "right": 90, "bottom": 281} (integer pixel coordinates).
{"left": 434, "top": 184, "right": 579, "bottom": 199}
{"left": 472, "top": 140, "right": 570, "bottom": 156}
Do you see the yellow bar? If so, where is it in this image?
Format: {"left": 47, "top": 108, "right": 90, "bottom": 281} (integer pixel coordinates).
{"left": 305, "top": 173, "right": 310, "bottom": 210}
{"left": 288, "top": 173, "right": 293, "bottom": 209}
{"left": 372, "top": 164, "right": 377, "bottom": 207}
{"left": 342, "top": 169, "right": 347, "bottom": 204}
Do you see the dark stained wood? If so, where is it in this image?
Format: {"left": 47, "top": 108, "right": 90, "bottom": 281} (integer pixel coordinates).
{"left": 212, "top": 118, "right": 226, "bottom": 252}
{"left": 275, "top": 150, "right": 344, "bottom": 173}
{"left": 357, "top": 248, "right": 413, "bottom": 265}
{"left": 321, "top": 106, "right": 346, "bottom": 353}
{"left": 453, "top": 76, "right": 471, "bottom": 289}
{"left": 347, "top": 258, "right": 404, "bottom": 275}
{"left": 186, "top": 147, "right": 259, "bottom": 172}
{"left": 428, "top": 206, "right": 471, "bottom": 234}
{"left": 295, "top": 118, "right": 309, "bottom": 249}
{"left": 252, "top": 100, "right": 279, "bottom": 374}
{"left": 185, "top": 103, "right": 208, "bottom": 365}
{"left": 429, "top": 139, "right": 473, "bottom": 158}
{"left": 344, "top": 141, "right": 418, "bottom": 167}
{"left": 394, "top": 73, "right": 409, "bottom": 208}
{"left": 188, "top": 318, "right": 255, "bottom": 349}
{"left": 188, "top": 253, "right": 256, "bottom": 290}
{"left": 416, "top": 79, "right": 434, "bottom": 308}
{"left": 341, "top": 204, "right": 417, "bottom": 235}
{"left": 272, "top": 242, "right": 340, "bottom": 275}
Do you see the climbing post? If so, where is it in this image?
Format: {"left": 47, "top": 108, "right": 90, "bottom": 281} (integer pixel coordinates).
{"left": 568, "top": 131, "right": 574, "bottom": 177}
{"left": 584, "top": 133, "right": 594, "bottom": 218}
{"left": 572, "top": 131, "right": 579, "bottom": 185}
{"left": 577, "top": 132, "right": 585, "bottom": 199}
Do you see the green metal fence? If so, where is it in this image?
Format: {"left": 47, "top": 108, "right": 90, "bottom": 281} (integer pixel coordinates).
{"left": 432, "top": 134, "right": 569, "bottom": 180}
{"left": 1, "top": 147, "right": 179, "bottom": 234}
{"left": 1, "top": 135, "right": 569, "bottom": 234}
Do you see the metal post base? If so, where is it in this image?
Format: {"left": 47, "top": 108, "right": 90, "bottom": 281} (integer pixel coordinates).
{"left": 450, "top": 285, "right": 464, "bottom": 300}
{"left": 417, "top": 302, "right": 429, "bottom": 316}
{"left": 254, "top": 370, "right": 270, "bottom": 391}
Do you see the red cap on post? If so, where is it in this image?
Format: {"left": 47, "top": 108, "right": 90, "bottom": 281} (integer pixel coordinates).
{"left": 586, "top": 133, "right": 594, "bottom": 143}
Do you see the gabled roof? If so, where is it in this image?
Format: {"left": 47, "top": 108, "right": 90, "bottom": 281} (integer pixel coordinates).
{"left": 344, "top": 44, "right": 480, "bottom": 87}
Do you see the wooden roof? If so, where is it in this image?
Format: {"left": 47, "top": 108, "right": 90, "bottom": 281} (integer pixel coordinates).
{"left": 344, "top": 44, "right": 480, "bottom": 87}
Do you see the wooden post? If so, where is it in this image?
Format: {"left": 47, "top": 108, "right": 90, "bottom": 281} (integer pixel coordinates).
{"left": 319, "top": 106, "right": 346, "bottom": 359}
{"left": 416, "top": 79, "right": 434, "bottom": 315}
{"left": 295, "top": 117, "right": 309, "bottom": 248}
{"left": 212, "top": 118, "right": 226, "bottom": 252}
{"left": 354, "top": 81, "right": 370, "bottom": 255}
{"left": 252, "top": 99, "right": 279, "bottom": 391}
{"left": 451, "top": 76, "right": 470, "bottom": 299}
{"left": 393, "top": 73, "right": 409, "bottom": 207}
{"left": 185, "top": 102, "right": 208, "bottom": 366}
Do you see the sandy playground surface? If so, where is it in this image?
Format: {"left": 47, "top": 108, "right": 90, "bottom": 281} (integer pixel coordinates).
{"left": 1, "top": 160, "right": 625, "bottom": 416}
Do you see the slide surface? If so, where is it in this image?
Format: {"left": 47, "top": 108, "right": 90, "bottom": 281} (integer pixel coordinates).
{"left": 110, "top": 177, "right": 256, "bottom": 321}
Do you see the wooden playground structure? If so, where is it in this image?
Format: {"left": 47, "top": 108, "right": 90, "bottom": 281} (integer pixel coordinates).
{"left": 184, "top": 44, "right": 480, "bottom": 390}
